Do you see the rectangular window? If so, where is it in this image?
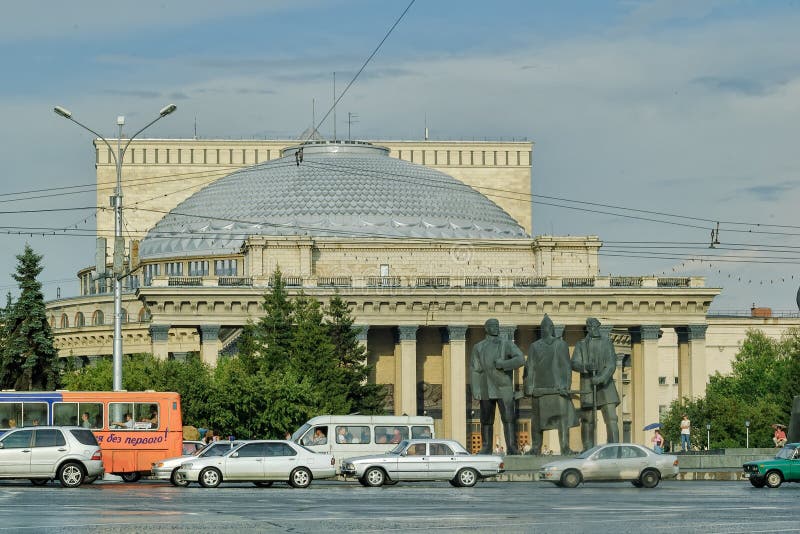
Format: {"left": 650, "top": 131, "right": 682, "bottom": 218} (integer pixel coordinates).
{"left": 374, "top": 426, "right": 408, "bottom": 444}
{"left": 188, "top": 261, "right": 209, "bottom": 277}
{"left": 658, "top": 376, "right": 667, "bottom": 385}
{"left": 335, "top": 425, "right": 370, "bottom": 444}
{"left": 108, "top": 402, "right": 159, "bottom": 430}
{"left": 53, "top": 402, "right": 103, "bottom": 429}
{"left": 380, "top": 264, "right": 389, "bottom": 277}
{"left": 143, "top": 264, "right": 161, "bottom": 285}
{"left": 165, "top": 262, "right": 183, "bottom": 276}
{"left": 214, "top": 259, "right": 237, "bottom": 276}
{"left": 674, "top": 376, "right": 679, "bottom": 385}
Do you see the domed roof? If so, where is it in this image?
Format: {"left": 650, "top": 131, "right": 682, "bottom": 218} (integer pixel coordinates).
{"left": 138, "top": 141, "right": 529, "bottom": 260}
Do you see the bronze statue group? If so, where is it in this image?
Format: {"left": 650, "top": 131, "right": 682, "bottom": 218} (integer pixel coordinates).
{"left": 471, "top": 316, "right": 619, "bottom": 456}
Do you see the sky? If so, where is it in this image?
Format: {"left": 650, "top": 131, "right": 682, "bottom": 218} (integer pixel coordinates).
{"left": 1, "top": 0, "right": 800, "bottom": 313}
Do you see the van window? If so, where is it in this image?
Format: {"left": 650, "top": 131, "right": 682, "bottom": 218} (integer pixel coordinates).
{"left": 411, "top": 426, "right": 432, "bottom": 439}
{"left": 375, "top": 426, "right": 408, "bottom": 444}
{"left": 301, "top": 425, "right": 329, "bottom": 446}
{"left": 335, "top": 426, "right": 370, "bottom": 444}
{"left": 108, "top": 402, "right": 159, "bottom": 430}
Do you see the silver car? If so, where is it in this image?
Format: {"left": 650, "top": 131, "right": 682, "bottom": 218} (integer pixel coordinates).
{"left": 341, "top": 439, "right": 504, "bottom": 487}
{"left": 0, "top": 426, "right": 104, "bottom": 488}
{"left": 539, "top": 443, "right": 679, "bottom": 488}
{"left": 176, "top": 440, "right": 336, "bottom": 488}
{"left": 153, "top": 440, "right": 249, "bottom": 486}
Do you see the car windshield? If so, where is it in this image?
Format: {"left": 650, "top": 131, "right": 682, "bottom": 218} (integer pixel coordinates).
{"left": 775, "top": 445, "right": 798, "bottom": 459}
{"left": 388, "top": 440, "right": 409, "bottom": 455}
{"left": 196, "top": 442, "right": 232, "bottom": 457}
{"left": 576, "top": 445, "right": 602, "bottom": 459}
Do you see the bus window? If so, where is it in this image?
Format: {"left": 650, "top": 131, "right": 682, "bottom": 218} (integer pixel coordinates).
{"left": 375, "top": 426, "right": 408, "bottom": 444}
{"left": 110, "top": 402, "right": 159, "bottom": 430}
{"left": 411, "top": 426, "right": 432, "bottom": 439}
{"left": 0, "top": 403, "right": 23, "bottom": 429}
{"left": 53, "top": 402, "right": 103, "bottom": 428}
{"left": 22, "top": 403, "right": 48, "bottom": 427}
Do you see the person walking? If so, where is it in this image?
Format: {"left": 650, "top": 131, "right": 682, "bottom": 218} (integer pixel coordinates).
{"left": 680, "top": 414, "right": 691, "bottom": 452}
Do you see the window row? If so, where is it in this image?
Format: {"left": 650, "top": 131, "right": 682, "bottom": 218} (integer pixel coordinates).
{"left": 0, "top": 401, "right": 160, "bottom": 431}
{"left": 50, "top": 308, "right": 151, "bottom": 329}
{"left": 300, "top": 425, "right": 432, "bottom": 446}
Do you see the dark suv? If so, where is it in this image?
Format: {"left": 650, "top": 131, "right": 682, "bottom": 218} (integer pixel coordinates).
{"left": 0, "top": 426, "right": 104, "bottom": 487}
{"left": 743, "top": 443, "right": 800, "bottom": 488}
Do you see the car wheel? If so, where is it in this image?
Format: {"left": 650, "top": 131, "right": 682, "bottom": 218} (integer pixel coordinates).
{"left": 363, "top": 467, "right": 386, "bottom": 487}
{"left": 199, "top": 467, "right": 222, "bottom": 488}
{"left": 253, "top": 481, "right": 273, "bottom": 488}
{"left": 289, "top": 467, "right": 312, "bottom": 489}
{"left": 171, "top": 469, "right": 190, "bottom": 487}
{"left": 120, "top": 472, "right": 141, "bottom": 483}
{"left": 749, "top": 477, "right": 766, "bottom": 488}
{"left": 765, "top": 470, "right": 783, "bottom": 489}
{"left": 456, "top": 468, "right": 479, "bottom": 488}
{"left": 639, "top": 469, "right": 660, "bottom": 489}
{"left": 58, "top": 462, "right": 85, "bottom": 488}
{"left": 631, "top": 480, "right": 643, "bottom": 488}
{"left": 30, "top": 479, "right": 50, "bottom": 486}
{"left": 560, "top": 469, "right": 581, "bottom": 488}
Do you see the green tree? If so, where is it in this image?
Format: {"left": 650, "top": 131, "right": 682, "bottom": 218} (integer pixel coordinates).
{"left": 0, "top": 245, "right": 59, "bottom": 390}
{"left": 662, "top": 328, "right": 800, "bottom": 449}
{"left": 325, "top": 295, "right": 386, "bottom": 414}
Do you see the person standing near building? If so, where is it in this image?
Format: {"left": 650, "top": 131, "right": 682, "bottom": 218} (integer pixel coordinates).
{"left": 651, "top": 429, "right": 664, "bottom": 453}
{"left": 680, "top": 414, "right": 691, "bottom": 452}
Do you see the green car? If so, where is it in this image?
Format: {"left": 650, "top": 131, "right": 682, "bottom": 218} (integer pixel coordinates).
{"left": 743, "top": 443, "right": 800, "bottom": 488}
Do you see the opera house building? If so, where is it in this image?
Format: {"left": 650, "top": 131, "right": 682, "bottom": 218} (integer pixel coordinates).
{"left": 46, "top": 136, "right": 797, "bottom": 451}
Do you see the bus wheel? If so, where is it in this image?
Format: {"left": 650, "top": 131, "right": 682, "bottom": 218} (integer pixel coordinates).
{"left": 120, "top": 472, "right": 141, "bottom": 483}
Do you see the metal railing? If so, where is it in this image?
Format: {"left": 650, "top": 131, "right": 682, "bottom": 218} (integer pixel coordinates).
{"left": 416, "top": 276, "right": 450, "bottom": 288}
{"left": 366, "top": 276, "right": 401, "bottom": 288}
{"left": 167, "top": 276, "right": 203, "bottom": 287}
{"left": 513, "top": 276, "right": 547, "bottom": 288}
{"left": 282, "top": 276, "right": 304, "bottom": 287}
{"left": 611, "top": 276, "right": 643, "bottom": 287}
{"left": 562, "top": 277, "right": 595, "bottom": 288}
{"left": 657, "top": 277, "right": 690, "bottom": 288}
{"left": 218, "top": 277, "right": 253, "bottom": 287}
{"left": 318, "top": 276, "right": 352, "bottom": 288}
{"left": 464, "top": 276, "right": 500, "bottom": 288}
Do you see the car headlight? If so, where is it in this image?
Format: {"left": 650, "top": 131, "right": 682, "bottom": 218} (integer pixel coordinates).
{"left": 543, "top": 466, "right": 559, "bottom": 471}
{"left": 344, "top": 463, "right": 354, "bottom": 470}
{"left": 154, "top": 462, "right": 164, "bottom": 468}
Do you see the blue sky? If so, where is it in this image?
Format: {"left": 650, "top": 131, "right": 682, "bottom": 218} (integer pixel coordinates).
{"left": 1, "top": 0, "right": 800, "bottom": 312}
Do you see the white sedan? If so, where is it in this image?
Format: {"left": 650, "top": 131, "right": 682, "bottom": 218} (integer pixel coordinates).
{"left": 341, "top": 439, "right": 504, "bottom": 487}
{"left": 176, "top": 440, "right": 336, "bottom": 488}
{"left": 539, "top": 443, "right": 679, "bottom": 488}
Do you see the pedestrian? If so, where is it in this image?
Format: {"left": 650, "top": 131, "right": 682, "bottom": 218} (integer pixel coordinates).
{"left": 773, "top": 424, "right": 787, "bottom": 448}
{"left": 680, "top": 414, "right": 691, "bottom": 452}
{"left": 651, "top": 429, "right": 664, "bottom": 454}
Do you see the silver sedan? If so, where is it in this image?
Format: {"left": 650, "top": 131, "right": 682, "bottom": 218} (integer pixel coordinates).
{"left": 176, "top": 440, "right": 336, "bottom": 488}
{"left": 341, "top": 439, "right": 504, "bottom": 487}
{"left": 539, "top": 443, "right": 679, "bottom": 488}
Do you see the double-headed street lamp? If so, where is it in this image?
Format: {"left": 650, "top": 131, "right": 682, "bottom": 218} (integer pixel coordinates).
{"left": 54, "top": 104, "right": 177, "bottom": 391}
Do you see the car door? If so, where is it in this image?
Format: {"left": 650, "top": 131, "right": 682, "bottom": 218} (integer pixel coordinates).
{"left": 224, "top": 443, "right": 266, "bottom": 481}
{"left": 29, "top": 429, "right": 67, "bottom": 476}
{"left": 395, "top": 443, "right": 428, "bottom": 480}
{"left": 427, "top": 442, "right": 458, "bottom": 479}
{"left": 583, "top": 445, "right": 620, "bottom": 480}
{"left": 0, "top": 430, "right": 34, "bottom": 476}
{"left": 263, "top": 443, "right": 296, "bottom": 479}
{"left": 617, "top": 446, "right": 649, "bottom": 479}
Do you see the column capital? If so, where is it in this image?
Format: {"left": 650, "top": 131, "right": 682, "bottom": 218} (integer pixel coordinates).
{"left": 149, "top": 324, "right": 170, "bottom": 342}
{"left": 500, "top": 325, "right": 517, "bottom": 342}
{"left": 676, "top": 324, "right": 708, "bottom": 343}
{"left": 352, "top": 324, "right": 369, "bottom": 342}
{"left": 199, "top": 324, "right": 220, "bottom": 342}
{"left": 629, "top": 325, "right": 661, "bottom": 343}
{"left": 447, "top": 325, "right": 468, "bottom": 342}
{"left": 398, "top": 325, "right": 419, "bottom": 341}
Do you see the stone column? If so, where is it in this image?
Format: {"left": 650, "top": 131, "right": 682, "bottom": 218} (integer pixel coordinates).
{"left": 687, "top": 324, "right": 708, "bottom": 398}
{"left": 396, "top": 326, "right": 419, "bottom": 417}
{"left": 199, "top": 324, "right": 221, "bottom": 367}
{"left": 630, "top": 325, "right": 660, "bottom": 446}
{"left": 444, "top": 325, "right": 468, "bottom": 445}
{"left": 149, "top": 324, "right": 170, "bottom": 360}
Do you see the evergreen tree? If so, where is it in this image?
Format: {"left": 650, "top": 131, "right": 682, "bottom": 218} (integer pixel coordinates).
{"left": 325, "top": 295, "right": 387, "bottom": 414}
{"left": 0, "top": 245, "right": 59, "bottom": 390}
{"left": 238, "top": 268, "right": 294, "bottom": 373}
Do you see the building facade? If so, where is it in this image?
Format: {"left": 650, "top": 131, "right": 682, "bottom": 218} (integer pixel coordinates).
{"left": 46, "top": 136, "right": 798, "bottom": 451}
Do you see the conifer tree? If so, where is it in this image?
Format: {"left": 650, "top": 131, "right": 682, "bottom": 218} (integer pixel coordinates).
{"left": 0, "top": 245, "right": 59, "bottom": 390}
{"left": 238, "top": 268, "right": 294, "bottom": 373}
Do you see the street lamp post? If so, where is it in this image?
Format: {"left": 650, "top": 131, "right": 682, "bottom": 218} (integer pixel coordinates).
{"left": 54, "top": 104, "right": 177, "bottom": 391}
{"left": 706, "top": 423, "right": 711, "bottom": 451}
{"left": 745, "top": 420, "right": 750, "bottom": 448}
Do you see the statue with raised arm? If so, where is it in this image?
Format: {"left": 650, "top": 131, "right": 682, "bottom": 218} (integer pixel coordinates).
{"left": 470, "top": 318, "right": 525, "bottom": 455}
{"left": 524, "top": 315, "right": 578, "bottom": 455}
{"left": 571, "top": 317, "right": 620, "bottom": 450}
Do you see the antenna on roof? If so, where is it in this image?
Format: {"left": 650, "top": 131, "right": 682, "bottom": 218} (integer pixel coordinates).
{"left": 424, "top": 112, "right": 429, "bottom": 141}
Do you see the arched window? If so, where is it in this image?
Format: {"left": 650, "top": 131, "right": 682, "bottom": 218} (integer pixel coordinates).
{"left": 60, "top": 314, "right": 69, "bottom": 328}
{"left": 75, "top": 312, "right": 85, "bottom": 327}
{"left": 138, "top": 307, "right": 151, "bottom": 322}
{"left": 92, "top": 310, "right": 104, "bottom": 326}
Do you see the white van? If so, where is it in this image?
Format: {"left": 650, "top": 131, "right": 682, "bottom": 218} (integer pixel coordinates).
{"left": 292, "top": 415, "right": 435, "bottom": 471}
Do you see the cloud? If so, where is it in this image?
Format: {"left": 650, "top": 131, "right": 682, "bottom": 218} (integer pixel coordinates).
{"left": 100, "top": 89, "right": 161, "bottom": 99}
{"left": 740, "top": 182, "right": 800, "bottom": 202}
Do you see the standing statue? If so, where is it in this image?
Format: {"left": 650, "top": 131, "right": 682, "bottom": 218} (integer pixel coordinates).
{"left": 470, "top": 318, "right": 525, "bottom": 455}
{"left": 524, "top": 315, "right": 578, "bottom": 455}
{"left": 571, "top": 317, "right": 620, "bottom": 450}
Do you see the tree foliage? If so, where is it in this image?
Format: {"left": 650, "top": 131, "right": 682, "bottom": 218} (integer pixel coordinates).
{"left": 0, "top": 245, "right": 60, "bottom": 390}
{"left": 662, "top": 328, "right": 800, "bottom": 449}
